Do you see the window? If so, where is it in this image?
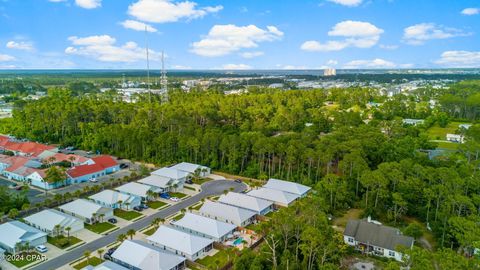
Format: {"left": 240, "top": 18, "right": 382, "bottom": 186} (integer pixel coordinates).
{"left": 389, "top": 251, "right": 395, "bottom": 257}
{"left": 348, "top": 237, "right": 354, "bottom": 243}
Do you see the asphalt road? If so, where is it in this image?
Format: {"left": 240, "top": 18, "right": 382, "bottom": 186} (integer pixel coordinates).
{"left": 31, "top": 180, "right": 246, "bottom": 270}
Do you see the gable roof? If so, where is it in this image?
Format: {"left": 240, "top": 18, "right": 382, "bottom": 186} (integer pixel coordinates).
{"left": 173, "top": 213, "right": 236, "bottom": 239}
{"left": 247, "top": 187, "right": 299, "bottom": 205}
{"left": 115, "top": 182, "right": 152, "bottom": 197}
{"left": 24, "top": 209, "right": 82, "bottom": 231}
{"left": 112, "top": 240, "right": 185, "bottom": 270}
{"left": 170, "top": 162, "right": 208, "bottom": 174}
{"left": 3, "top": 156, "right": 30, "bottom": 172}
{"left": 344, "top": 219, "right": 414, "bottom": 251}
{"left": 47, "top": 153, "right": 88, "bottom": 164}
{"left": 0, "top": 139, "right": 56, "bottom": 157}
{"left": 0, "top": 221, "right": 47, "bottom": 249}
{"left": 218, "top": 192, "right": 273, "bottom": 213}
{"left": 91, "top": 155, "right": 117, "bottom": 169}
{"left": 151, "top": 167, "right": 190, "bottom": 180}
{"left": 264, "top": 178, "right": 311, "bottom": 196}
{"left": 138, "top": 175, "right": 172, "bottom": 189}
{"left": 147, "top": 226, "right": 213, "bottom": 256}
{"left": 199, "top": 201, "right": 256, "bottom": 226}
{"left": 89, "top": 190, "right": 139, "bottom": 205}
{"left": 82, "top": 261, "right": 129, "bottom": 270}
{"left": 59, "top": 199, "right": 112, "bottom": 219}
{"left": 67, "top": 163, "right": 104, "bottom": 178}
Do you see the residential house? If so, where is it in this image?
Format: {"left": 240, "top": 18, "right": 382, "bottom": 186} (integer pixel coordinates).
{"left": 0, "top": 221, "right": 47, "bottom": 254}
{"left": 170, "top": 162, "right": 211, "bottom": 177}
{"left": 459, "top": 124, "right": 472, "bottom": 130}
{"left": 116, "top": 182, "right": 155, "bottom": 201}
{"left": 446, "top": 134, "right": 465, "bottom": 143}
{"left": 247, "top": 187, "right": 299, "bottom": 207}
{"left": 402, "top": 119, "right": 424, "bottom": 126}
{"left": 67, "top": 155, "right": 119, "bottom": 184}
{"left": 112, "top": 240, "right": 186, "bottom": 270}
{"left": 172, "top": 213, "right": 236, "bottom": 242}
{"left": 82, "top": 261, "right": 129, "bottom": 270}
{"left": 198, "top": 201, "right": 256, "bottom": 227}
{"left": 58, "top": 199, "right": 114, "bottom": 224}
{"left": 0, "top": 136, "right": 57, "bottom": 157}
{"left": 147, "top": 226, "right": 213, "bottom": 261}
{"left": 24, "top": 209, "right": 84, "bottom": 236}
{"left": 138, "top": 174, "right": 174, "bottom": 193}
{"left": 344, "top": 218, "right": 414, "bottom": 261}
{"left": 263, "top": 178, "right": 311, "bottom": 197}
{"left": 218, "top": 192, "right": 273, "bottom": 215}
{"left": 151, "top": 167, "right": 190, "bottom": 190}
{"left": 89, "top": 190, "right": 141, "bottom": 210}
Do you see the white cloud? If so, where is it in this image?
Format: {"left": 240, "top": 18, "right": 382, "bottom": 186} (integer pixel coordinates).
{"left": 403, "top": 23, "right": 471, "bottom": 45}
{"left": 48, "top": 0, "right": 67, "bottom": 2}
{"left": 281, "top": 65, "right": 309, "bottom": 70}
{"left": 65, "top": 34, "right": 162, "bottom": 62}
{"left": 240, "top": 51, "right": 264, "bottom": 58}
{"left": 171, "top": 65, "right": 192, "bottom": 69}
{"left": 461, "top": 8, "right": 480, "bottom": 15}
{"left": 222, "top": 64, "right": 252, "bottom": 70}
{"left": 379, "top": 44, "right": 398, "bottom": 50}
{"left": 6, "top": 41, "right": 34, "bottom": 51}
{"left": 326, "top": 59, "right": 338, "bottom": 65}
{"left": 0, "top": 54, "right": 15, "bottom": 62}
{"left": 128, "top": 0, "right": 222, "bottom": 23}
{"left": 435, "top": 51, "right": 480, "bottom": 68}
{"left": 191, "top": 24, "right": 283, "bottom": 57}
{"left": 327, "top": 0, "right": 362, "bottom": 7}
{"left": 344, "top": 58, "right": 396, "bottom": 69}
{"left": 121, "top": 20, "right": 157, "bottom": 32}
{"left": 301, "top": 20, "right": 383, "bottom": 52}
{"left": 75, "top": 0, "right": 101, "bottom": 9}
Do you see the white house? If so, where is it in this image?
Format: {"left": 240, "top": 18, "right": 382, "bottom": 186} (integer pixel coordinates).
{"left": 115, "top": 182, "right": 155, "bottom": 201}
{"left": 147, "top": 226, "right": 213, "bottom": 261}
{"left": 344, "top": 218, "right": 414, "bottom": 262}
{"left": 112, "top": 240, "right": 186, "bottom": 270}
{"left": 151, "top": 167, "right": 190, "bottom": 190}
{"left": 59, "top": 199, "right": 114, "bottom": 224}
{"left": 218, "top": 192, "right": 273, "bottom": 215}
{"left": 0, "top": 221, "right": 47, "bottom": 254}
{"left": 402, "top": 119, "right": 424, "bottom": 126}
{"left": 198, "top": 201, "right": 256, "bottom": 227}
{"left": 264, "top": 178, "right": 311, "bottom": 197}
{"left": 446, "top": 133, "right": 465, "bottom": 143}
{"left": 172, "top": 213, "right": 236, "bottom": 242}
{"left": 138, "top": 174, "right": 174, "bottom": 193}
{"left": 247, "top": 187, "right": 299, "bottom": 207}
{"left": 459, "top": 124, "right": 472, "bottom": 130}
{"left": 24, "top": 209, "right": 84, "bottom": 236}
{"left": 89, "top": 190, "right": 141, "bottom": 210}
{"left": 83, "top": 261, "right": 129, "bottom": 270}
{"left": 170, "top": 162, "right": 211, "bottom": 177}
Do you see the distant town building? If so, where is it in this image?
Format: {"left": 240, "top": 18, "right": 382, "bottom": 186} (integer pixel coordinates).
{"left": 446, "top": 134, "right": 465, "bottom": 143}
{"left": 402, "top": 119, "right": 425, "bottom": 126}
{"left": 323, "top": 68, "right": 336, "bottom": 76}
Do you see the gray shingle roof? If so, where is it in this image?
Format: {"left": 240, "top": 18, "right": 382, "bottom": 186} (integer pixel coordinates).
{"left": 344, "top": 219, "right": 414, "bottom": 251}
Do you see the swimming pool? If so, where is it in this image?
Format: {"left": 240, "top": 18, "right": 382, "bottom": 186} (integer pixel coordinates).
{"left": 233, "top": 237, "right": 244, "bottom": 246}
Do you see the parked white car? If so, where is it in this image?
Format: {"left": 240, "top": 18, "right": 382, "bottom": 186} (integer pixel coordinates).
{"left": 89, "top": 178, "right": 98, "bottom": 183}
{"left": 170, "top": 197, "right": 180, "bottom": 202}
{"left": 36, "top": 245, "right": 48, "bottom": 253}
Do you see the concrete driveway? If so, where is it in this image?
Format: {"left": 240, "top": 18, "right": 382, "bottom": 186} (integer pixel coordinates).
{"left": 30, "top": 180, "right": 247, "bottom": 270}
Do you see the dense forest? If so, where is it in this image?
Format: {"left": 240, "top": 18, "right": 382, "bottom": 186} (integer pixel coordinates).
{"left": 1, "top": 82, "right": 479, "bottom": 269}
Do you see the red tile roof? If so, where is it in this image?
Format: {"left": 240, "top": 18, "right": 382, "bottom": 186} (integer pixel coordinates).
{"left": 49, "top": 153, "right": 88, "bottom": 164}
{"left": 4, "top": 156, "right": 31, "bottom": 172}
{"left": 91, "top": 155, "right": 117, "bottom": 169}
{"left": 67, "top": 163, "right": 105, "bottom": 178}
{"left": 0, "top": 139, "right": 56, "bottom": 157}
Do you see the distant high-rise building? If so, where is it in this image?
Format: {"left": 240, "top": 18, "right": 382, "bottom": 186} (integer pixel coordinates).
{"left": 324, "top": 68, "right": 336, "bottom": 76}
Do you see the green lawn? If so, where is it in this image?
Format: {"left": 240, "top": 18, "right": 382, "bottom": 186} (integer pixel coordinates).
{"left": 435, "top": 141, "right": 460, "bottom": 150}
{"left": 85, "top": 222, "right": 116, "bottom": 234}
{"left": 169, "top": 192, "right": 187, "bottom": 198}
{"left": 114, "top": 208, "right": 143, "bottom": 220}
{"left": 5, "top": 252, "right": 43, "bottom": 268}
{"left": 197, "top": 249, "right": 232, "bottom": 269}
{"left": 47, "top": 235, "right": 82, "bottom": 249}
{"left": 192, "top": 177, "right": 210, "bottom": 185}
{"left": 146, "top": 200, "right": 167, "bottom": 209}
{"left": 426, "top": 121, "right": 468, "bottom": 140}
{"left": 184, "top": 186, "right": 196, "bottom": 191}
{"left": 191, "top": 203, "right": 203, "bottom": 210}
{"left": 72, "top": 257, "right": 103, "bottom": 269}
{"left": 142, "top": 226, "right": 158, "bottom": 236}
{"left": 171, "top": 212, "right": 185, "bottom": 221}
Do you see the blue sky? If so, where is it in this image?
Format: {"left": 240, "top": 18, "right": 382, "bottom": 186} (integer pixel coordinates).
{"left": 0, "top": 0, "right": 479, "bottom": 69}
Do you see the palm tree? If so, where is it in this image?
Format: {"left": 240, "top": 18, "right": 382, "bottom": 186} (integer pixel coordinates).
{"left": 126, "top": 229, "right": 136, "bottom": 240}
{"left": 99, "top": 213, "right": 105, "bottom": 223}
{"left": 117, "top": 200, "right": 123, "bottom": 209}
{"left": 68, "top": 156, "right": 76, "bottom": 167}
{"left": 125, "top": 202, "right": 130, "bottom": 211}
{"left": 97, "top": 248, "right": 104, "bottom": 259}
{"left": 54, "top": 224, "right": 61, "bottom": 237}
{"left": 146, "top": 190, "right": 156, "bottom": 201}
{"left": 65, "top": 227, "right": 71, "bottom": 241}
{"left": 117, "top": 233, "right": 127, "bottom": 242}
{"left": 84, "top": 250, "right": 91, "bottom": 264}
{"left": 91, "top": 213, "right": 97, "bottom": 224}
{"left": 151, "top": 218, "right": 161, "bottom": 229}
{"left": 15, "top": 242, "right": 23, "bottom": 254}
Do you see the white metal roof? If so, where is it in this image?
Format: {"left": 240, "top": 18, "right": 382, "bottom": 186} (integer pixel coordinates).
{"left": 59, "top": 199, "right": 112, "bottom": 219}
{"left": 89, "top": 190, "right": 139, "bottom": 205}
{"left": 247, "top": 187, "right": 299, "bottom": 205}
{"left": 115, "top": 182, "right": 152, "bottom": 197}
{"left": 0, "top": 221, "right": 46, "bottom": 249}
{"left": 199, "top": 201, "right": 256, "bottom": 226}
{"left": 218, "top": 192, "right": 273, "bottom": 213}
{"left": 173, "top": 213, "right": 236, "bottom": 239}
{"left": 24, "top": 209, "right": 82, "bottom": 231}
{"left": 151, "top": 167, "right": 190, "bottom": 180}
{"left": 264, "top": 178, "right": 311, "bottom": 196}
{"left": 147, "top": 226, "right": 213, "bottom": 256}
{"left": 112, "top": 240, "right": 185, "bottom": 270}
{"left": 82, "top": 261, "right": 129, "bottom": 270}
{"left": 138, "top": 175, "right": 172, "bottom": 189}
{"left": 169, "top": 162, "right": 208, "bottom": 174}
